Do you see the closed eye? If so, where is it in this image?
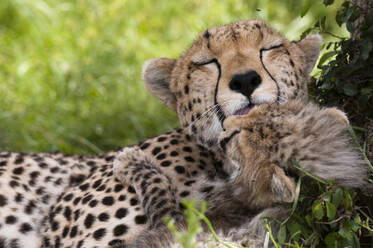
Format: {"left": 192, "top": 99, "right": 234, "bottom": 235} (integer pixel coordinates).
{"left": 192, "top": 59, "right": 218, "bottom": 66}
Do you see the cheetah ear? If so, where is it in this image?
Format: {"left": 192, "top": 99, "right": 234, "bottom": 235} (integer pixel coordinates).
{"left": 142, "top": 58, "right": 177, "bottom": 111}
{"left": 296, "top": 34, "right": 322, "bottom": 75}
{"left": 271, "top": 166, "right": 296, "bottom": 203}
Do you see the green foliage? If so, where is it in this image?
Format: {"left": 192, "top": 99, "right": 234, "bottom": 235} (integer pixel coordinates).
{"left": 306, "top": 1, "right": 373, "bottom": 128}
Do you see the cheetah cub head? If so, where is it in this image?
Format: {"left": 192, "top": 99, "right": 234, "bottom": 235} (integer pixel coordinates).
{"left": 142, "top": 19, "right": 321, "bottom": 147}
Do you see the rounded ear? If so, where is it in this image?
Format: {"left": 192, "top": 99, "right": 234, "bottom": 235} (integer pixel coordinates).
{"left": 296, "top": 34, "right": 322, "bottom": 75}
{"left": 142, "top": 58, "right": 177, "bottom": 111}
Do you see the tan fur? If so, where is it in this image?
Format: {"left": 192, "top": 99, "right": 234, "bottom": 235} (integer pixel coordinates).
{"left": 219, "top": 100, "right": 369, "bottom": 209}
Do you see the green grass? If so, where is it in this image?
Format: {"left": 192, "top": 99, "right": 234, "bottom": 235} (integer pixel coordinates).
{"left": 0, "top": 0, "right": 346, "bottom": 154}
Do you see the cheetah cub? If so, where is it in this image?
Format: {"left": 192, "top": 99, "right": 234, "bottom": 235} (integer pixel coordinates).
{"left": 218, "top": 100, "right": 369, "bottom": 209}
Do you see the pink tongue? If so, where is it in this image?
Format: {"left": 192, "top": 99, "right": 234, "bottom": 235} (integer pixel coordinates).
{"left": 234, "top": 106, "right": 252, "bottom": 115}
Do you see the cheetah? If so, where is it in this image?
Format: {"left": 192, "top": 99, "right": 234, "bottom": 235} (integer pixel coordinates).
{"left": 0, "top": 19, "right": 329, "bottom": 248}
{"left": 113, "top": 100, "right": 370, "bottom": 247}
{"left": 218, "top": 100, "right": 369, "bottom": 209}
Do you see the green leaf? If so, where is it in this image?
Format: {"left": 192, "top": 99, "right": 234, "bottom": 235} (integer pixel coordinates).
{"left": 325, "top": 232, "right": 340, "bottom": 248}
{"left": 287, "top": 221, "right": 302, "bottom": 242}
{"left": 343, "top": 83, "right": 358, "bottom": 96}
{"left": 318, "top": 51, "right": 337, "bottom": 67}
{"left": 326, "top": 202, "right": 337, "bottom": 220}
{"left": 361, "top": 40, "right": 373, "bottom": 60}
{"left": 278, "top": 224, "right": 287, "bottom": 244}
{"left": 339, "top": 227, "right": 352, "bottom": 240}
{"left": 332, "top": 188, "right": 343, "bottom": 208}
{"left": 323, "top": 0, "right": 334, "bottom": 6}
{"left": 301, "top": 0, "right": 312, "bottom": 17}
{"left": 313, "top": 202, "right": 324, "bottom": 220}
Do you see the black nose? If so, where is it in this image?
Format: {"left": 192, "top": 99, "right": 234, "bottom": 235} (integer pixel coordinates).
{"left": 229, "top": 71, "right": 261, "bottom": 98}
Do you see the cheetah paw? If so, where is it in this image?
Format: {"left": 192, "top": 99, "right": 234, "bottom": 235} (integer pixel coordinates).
{"left": 113, "top": 147, "right": 149, "bottom": 184}
{"left": 323, "top": 108, "right": 349, "bottom": 127}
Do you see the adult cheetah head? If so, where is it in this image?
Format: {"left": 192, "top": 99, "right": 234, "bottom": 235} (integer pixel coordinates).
{"left": 142, "top": 20, "right": 321, "bottom": 147}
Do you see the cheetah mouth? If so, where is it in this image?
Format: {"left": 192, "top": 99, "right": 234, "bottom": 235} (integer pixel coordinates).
{"left": 233, "top": 103, "right": 255, "bottom": 115}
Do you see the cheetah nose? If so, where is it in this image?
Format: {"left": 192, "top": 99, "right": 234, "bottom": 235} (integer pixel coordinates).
{"left": 229, "top": 70, "right": 261, "bottom": 99}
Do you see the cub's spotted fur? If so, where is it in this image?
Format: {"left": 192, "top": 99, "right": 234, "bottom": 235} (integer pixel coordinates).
{"left": 218, "top": 100, "right": 369, "bottom": 209}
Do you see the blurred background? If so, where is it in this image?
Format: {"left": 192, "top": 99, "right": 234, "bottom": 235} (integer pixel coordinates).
{"left": 0, "top": 0, "right": 347, "bottom": 154}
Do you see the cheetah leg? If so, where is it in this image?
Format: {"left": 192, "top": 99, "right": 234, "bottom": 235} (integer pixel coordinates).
{"left": 114, "top": 147, "right": 187, "bottom": 248}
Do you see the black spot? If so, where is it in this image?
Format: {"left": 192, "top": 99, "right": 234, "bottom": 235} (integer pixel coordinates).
{"left": 152, "top": 147, "right": 161, "bottom": 155}
{"left": 89, "top": 199, "right": 98, "bottom": 207}
{"left": 170, "top": 151, "right": 178, "bottom": 157}
{"left": 182, "top": 146, "right": 192, "bottom": 153}
{"left": 63, "top": 206, "right": 72, "bottom": 221}
{"left": 157, "top": 137, "right": 167, "bottom": 142}
{"left": 96, "top": 185, "right": 106, "bottom": 191}
{"left": 13, "top": 167, "right": 23, "bottom": 175}
{"left": 62, "top": 226, "right": 70, "bottom": 238}
{"left": 38, "top": 162, "right": 47, "bottom": 168}
{"left": 5, "top": 215, "right": 17, "bottom": 224}
{"left": 135, "top": 215, "right": 147, "bottom": 224}
{"left": 51, "top": 221, "right": 59, "bottom": 231}
{"left": 9, "top": 180, "right": 19, "bottom": 188}
{"left": 70, "top": 226, "right": 78, "bottom": 238}
{"left": 14, "top": 157, "right": 24, "bottom": 164}
{"left": 108, "top": 239, "right": 123, "bottom": 247}
{"left": 290, "top": 59, "right": 295, "bottom": 67}
{"left": 105, "top": 156, "right": 115, "bottom": 162}
{"left": 160, "top": 161, "right": 171, "bottom": 167}
{"left": 175, "top": 166, "right": 185, "bottom": 174}
{"left": 113, "top": 224, "right": 128, "bottom": 236}
{"left": 184, "top": 156, "right": 195, "bottom": 162}
{"left": 203, "top": 30, "right": 210, "bottom": 39}
{"left": 184, "top": 85, "right": 189, "bottom": 94}
{"left": 63, "top": 193, "right": 73, "bottom": 202}
{"left": 102, "top": 196, "right": 115, "bottom": 206}
{"left": 180, "top": 191, "right": 190, "bottom": 197}
{"left": 73, "top": 197, "right": 82, "bottom": 205}
{"left": 0, "top": 194, "right": 7, "bottom": 206}
{"left": 82, "top": 194, "right": 93, "bottom": 204}
{"left": 114, "top": 184, "right": 124, "bottom": 192}
{"left": 19, "top": 223, "right": 32, "bottom": 234}
{"left": 118, "top": 195, "right": 126, "bottom": 201}
{"left": 98, "top": 212, "right": 110, "bottom": 222}
{"left": 184, "top": 180, "right": 195, "bottom": 186}
{"left": 170, "top": 139, "right": 179, "bottom": 145}
{"left": 128, "top": 186, "right": 136, "bottom": 193}
{"left": 77, "top": 240, "right": 84, "bottom": 248}
{"left": 201, "top": 186, "right": 214, "bottom": 193}
{"left": 25, "top": 200, "right": 36, "bottom": 215}
{"left": 92, "top": 179, "right": 102, "bottom": 189}
{"left": 84, "top": 214, "right": 95, "bottom": 229}
{"left": 156, "top": 153, "right": 166, "bottom": 160}
{"left": 130, "top": 198, "right": 139, "bottom": 206}
{"left": 115, "top": 208, "right": 128, "bottom": 219}
{"left": 140, "top": 142, "right": 150, "bottom": 150}
{"left": 79, "top": 183, "right": 89, "bottom": 191}
{"left": 93, "top": 228, "right": 106, "bottom": 240}
{"left": 153, "top": 178, "right": 162, "bottom": 183}
{"left": 74, "top": 210, "right": 80, "bottom": 221}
